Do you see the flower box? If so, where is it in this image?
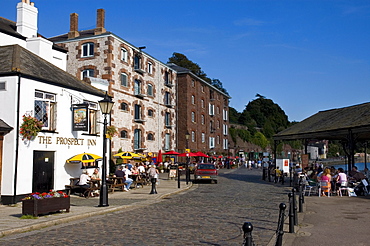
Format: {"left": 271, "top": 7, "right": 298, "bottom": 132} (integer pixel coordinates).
{"left": 22, "top": 197, "right": 70, "bottom": 216}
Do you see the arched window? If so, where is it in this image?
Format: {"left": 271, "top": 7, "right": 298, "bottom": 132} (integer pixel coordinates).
{"left": 147, "top": 84, "right": 153, "bottom": 96}
{"left": 120, "top": 130, "right": 127, "bottom": 138}
{"left": 148, "top": 109, "right": 154, "bottom": 117}
{"left": 121, "top": 102, "right": 128, "bottom": 111}
{"left": 121, "top": 48, "right": 127, "bottom": 62}
{"left": 147, "top": 133, "right": 154, "bottom": 141}
{"left": 82, "top": 69, "right": 94, "bottom": 79}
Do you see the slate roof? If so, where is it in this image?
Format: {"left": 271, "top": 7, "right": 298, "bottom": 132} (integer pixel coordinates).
{"left": 0, "top": 119, "right": 13, "bottom": 134}
{"left": 0, "top": 44, "right": 105, "bottom": 97}
{"left": 273, "top": 102, "right": 370, "bottom": 141}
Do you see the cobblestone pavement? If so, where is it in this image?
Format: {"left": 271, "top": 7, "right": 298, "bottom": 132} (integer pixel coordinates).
{"left": 0, "top": 168, "right": 291, "bottom": 246}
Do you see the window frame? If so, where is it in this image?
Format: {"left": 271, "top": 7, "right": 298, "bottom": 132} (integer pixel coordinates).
{"left": 121, "top": 73, "right": 128, "bottom": 87}
{"left": 121, "top": 48, "right": 127, "bottom": 62}
{"left": 82, "top": 42, "right": 94, "bottom": 58}
{"left": 34, "top": 91, "right": 57, "bottom": 131}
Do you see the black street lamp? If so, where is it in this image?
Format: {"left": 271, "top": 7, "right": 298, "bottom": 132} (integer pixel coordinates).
{"left": 185, "top": 131, "right": 190, "bottom": 185}
{"left": 98, "top": 93, "right": 114, "bottom": 207}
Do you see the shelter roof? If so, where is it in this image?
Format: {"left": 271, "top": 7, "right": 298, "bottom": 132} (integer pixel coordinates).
{"left": 273, "top": 102, "right": 370, "bottom": 141}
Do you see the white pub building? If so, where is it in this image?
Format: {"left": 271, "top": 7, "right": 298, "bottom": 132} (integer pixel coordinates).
{"left": 0, "top": 0, "right": 107, "bottom": 204}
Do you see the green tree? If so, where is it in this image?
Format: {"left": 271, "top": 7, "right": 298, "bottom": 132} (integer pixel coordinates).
{"left": 168, "top": 52, "right": 210, "bottom": 82}
{"left": 252, "top": 132, "right": 269, "bottom": 150}
{"left": 229, "top": 107, "right": 240, "bottom": 124}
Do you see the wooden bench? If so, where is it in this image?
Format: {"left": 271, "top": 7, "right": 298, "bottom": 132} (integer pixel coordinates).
{"left": 65, "top": 178, "right": 100, "bottom": 198}
{"left": 108, "top": 177, "right": 127, "bottom": 193}
{"left": 132, "top": 174, "right": 149, "bottom": 188}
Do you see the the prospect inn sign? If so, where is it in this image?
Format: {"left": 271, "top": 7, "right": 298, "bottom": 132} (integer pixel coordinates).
{"left": 38, "top": 136, "right": 97, "bottom": 146}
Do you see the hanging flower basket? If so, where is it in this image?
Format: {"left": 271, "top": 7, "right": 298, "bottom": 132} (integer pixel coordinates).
{"left": 19, "top": 115, "right": 43, "bottom": 141}
{"left": 106, "top": 125, "right": 117, "bottom": 139}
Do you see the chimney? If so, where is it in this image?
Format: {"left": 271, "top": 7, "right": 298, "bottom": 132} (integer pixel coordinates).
{"left": 94, "top": 9, "right": 106, "bottom": 35}
{"left": 68, "top": 13, "right": 80, "bottom": 39}
{"left": 16, "top": 0, "right": 38, "bottom": 38}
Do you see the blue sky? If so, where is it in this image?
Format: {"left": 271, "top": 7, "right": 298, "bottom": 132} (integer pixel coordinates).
{"left": 2, "top": 0, "right": 370, "bottom": 122}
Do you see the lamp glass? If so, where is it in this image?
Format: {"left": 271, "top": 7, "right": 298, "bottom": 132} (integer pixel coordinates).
{"left": 99, "top": 94, "right": 114, "bottom": 114}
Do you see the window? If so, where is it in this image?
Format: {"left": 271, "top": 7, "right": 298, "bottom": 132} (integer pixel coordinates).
{"left": 82, "top": 69, "right": 94, "bottom": 79}
{"left": 147, "top": 62, "right": 153, "bottom": 74}
{"left": 209, "top": 103, "right": 215, "bottom": 116}
{"left": 217, "top": 106, "right": 220, "bottom": 114}
{"left": 191, "top": 95, "right": 195, "bottom": 104}
{"left": 82, "top": 42, "right": 94, "bottom": 57}
{"left": 201, "top": 115, "right": 205, "bottom": 125}
{"left": 223, "top": 124, "right": 228, "bottom": 135}
{"left": 223, "top": 109, "right": 228, "bottom": 121}
{"left": 192, "top": 79, "right": 195, "bottom": 87}
{"left": 191, "top": 112, "right": 195, "bottom": 122}
{"left": 120, "top": 130, "right": 127, "bottom": 138}
{"left": 148, "top": 133, "right": 154, "bottom": 141}
{"left": 147, "top": 84, "right": 153, "bottom": 96}
{"left": 210, "top": 121, "right": 215, "bottom": 133}
{"left": 134, "top": 129, "right": 141, "bottom": 150}
{"left": 148, "top": 109, "right": 154, "bottom": 117}
{"left": 209, "top": 137, "right": 215, "bottom": 148}
{"left": 134, "top": 79, "right": 142, "bottom": 96}
{"left": 121, "top": 48, "right": 127, "bottom": 62}
{"left": 191, "top": 131, "right": 195, "bottom": 142}
{"left": 201, "top": 133, "right": 205, "bottom": 143}
{"left": 165, "top": 71, "right": 171, "bottom": 85}
{"left": 223, "top": 139, "right": 228, "bottom": 150}
{"left": 201, "top": 85, "right": 204, "bottom": 92}
{"left": 121, "top": 102, "right": 128, "bottom": 111}
{"left": 84, "top": 100, "right": 100, "bottom": 135}
{"left": 164, "top": 92, "right": 171, "bottom": 106}
{"left": 165, "top": 133, "right": 171, "bottom": 151}
{"left": 121, "top": 73, "right": 128, "bottom": 87}
{"left": 0, "top": 81, "right": 6, "bottom": 91}
{"left": 210, "top": 90, "right": 215, "bottom": 100}
{"left": 34, "top": 91, "right": 57, "bottom": 131}
{"left": 217, "top": 135, "right": 220, "bottom": 145}
{"left": 134, "top": 104, "right": 142, "bottom": 120}
{"left": 201, "top": 99, "right": 204, "bottom": 108}
{"left": 165, "top": 112, "right": 171, "bottom": 127}
{"left": 134, "top": 55, "right": 141, "bottom": 70}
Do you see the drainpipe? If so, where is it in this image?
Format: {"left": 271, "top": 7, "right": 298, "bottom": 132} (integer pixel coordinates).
{"left": 13, "top": 73, "right": 21, "bottom": 204}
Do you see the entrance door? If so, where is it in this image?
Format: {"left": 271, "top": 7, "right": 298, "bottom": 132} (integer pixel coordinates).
{"left": 33, "top": 151, "right": 54, "bottom": 192}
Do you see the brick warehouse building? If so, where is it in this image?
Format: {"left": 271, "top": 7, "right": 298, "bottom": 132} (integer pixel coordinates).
{"left": 168, "top": 64, "right": 230, "bottom": 156}
{"left": 49, "top": 9, "right": 177, "bottom": 156}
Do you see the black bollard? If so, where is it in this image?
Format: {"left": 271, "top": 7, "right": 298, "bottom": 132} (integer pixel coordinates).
{"left": 298, "top": 178, "right": 303, "bottom": 213}
{"left": 149, "top": 178, "right": 157, "bottom": 194}
{"left": 177, "top": 165, "right": 180, "bottom": 189}
{"left": 275, "top": 203, "right": 286, "bottom": 246}
{"left": 292, "top": 188, "right": 298, "bottom": 225}
{"left": 242, "top": 222, "right": 253, "bottom": 246}
{"left": 281, "top": 173, "right": 285, "bottom": 185}
{"left": 288, "top": 193, "right": 294, "bottom": 233}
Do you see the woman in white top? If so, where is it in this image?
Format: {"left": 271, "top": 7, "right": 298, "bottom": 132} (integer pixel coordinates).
{"left": 335, "top": 168, "right": 347, "bottom": 190}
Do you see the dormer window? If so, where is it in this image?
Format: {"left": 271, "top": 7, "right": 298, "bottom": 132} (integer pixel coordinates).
{"left": 82, "top": 42, "right": 94, "bottom": 57}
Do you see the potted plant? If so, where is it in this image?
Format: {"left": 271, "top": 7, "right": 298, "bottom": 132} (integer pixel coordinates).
{"left": 22, "top": 190, "right": 70, "bottom": 216}
{"left": 19, "top": 115, "right": 43, "bottom": 141}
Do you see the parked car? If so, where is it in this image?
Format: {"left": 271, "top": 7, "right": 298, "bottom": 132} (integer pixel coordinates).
{"left": 194, "top": 163, "right": 218, "bottom": 183}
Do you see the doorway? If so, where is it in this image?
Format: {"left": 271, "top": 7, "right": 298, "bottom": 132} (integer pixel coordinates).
{"left": 33, "top": 151, "right": 55, "bottom": 192}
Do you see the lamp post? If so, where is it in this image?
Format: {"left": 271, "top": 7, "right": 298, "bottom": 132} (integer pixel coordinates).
{"left": 98, "top": 93, "right": 114, "bottom": 207}
{"left": 185, "top": 131, "right": 190, "bottom": 185}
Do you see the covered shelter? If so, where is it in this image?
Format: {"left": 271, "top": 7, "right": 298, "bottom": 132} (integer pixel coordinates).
{"left": 273, "top": 102, "right": 370, "bottom": 171}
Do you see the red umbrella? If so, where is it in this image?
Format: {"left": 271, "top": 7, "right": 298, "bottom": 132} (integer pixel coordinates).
{"left": 178, "top": 152, "right": 198, "bottom": 157}
{"left": 157, "top": 150, "right": 163, "bottom": 163}
{"left": 163, "top": 151, "right": 181, "bottom": 155}
{"left": 194, "top": 151, "right": 210, "bottom": 158}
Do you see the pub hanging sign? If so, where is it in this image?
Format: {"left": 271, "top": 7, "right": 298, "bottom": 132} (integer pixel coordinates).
{"left": 72, "top": 104, "right": 88, "bottom": 131}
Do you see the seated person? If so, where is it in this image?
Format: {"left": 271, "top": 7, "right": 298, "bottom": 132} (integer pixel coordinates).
{"left": 78, "top": 169, "right": 91, "bottom": 197}
{"left": 114, "top": 166, "right": 128, "bottom": 191}
{"left": 91, "top": 168, "right": 101, "bottom": 196}
{"left": 320, "top": 168, "right": 331, "bottom": 196}
{"left": 335, "top": 168, "right": 347, "bottom": 190}
{"left": 349, "top": 166, "right": 366, "bottom": 182}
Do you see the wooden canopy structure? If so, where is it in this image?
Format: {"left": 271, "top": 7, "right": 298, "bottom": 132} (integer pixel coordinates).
{"left": 273, "top": 102, "right": 370, "bottom": 170}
